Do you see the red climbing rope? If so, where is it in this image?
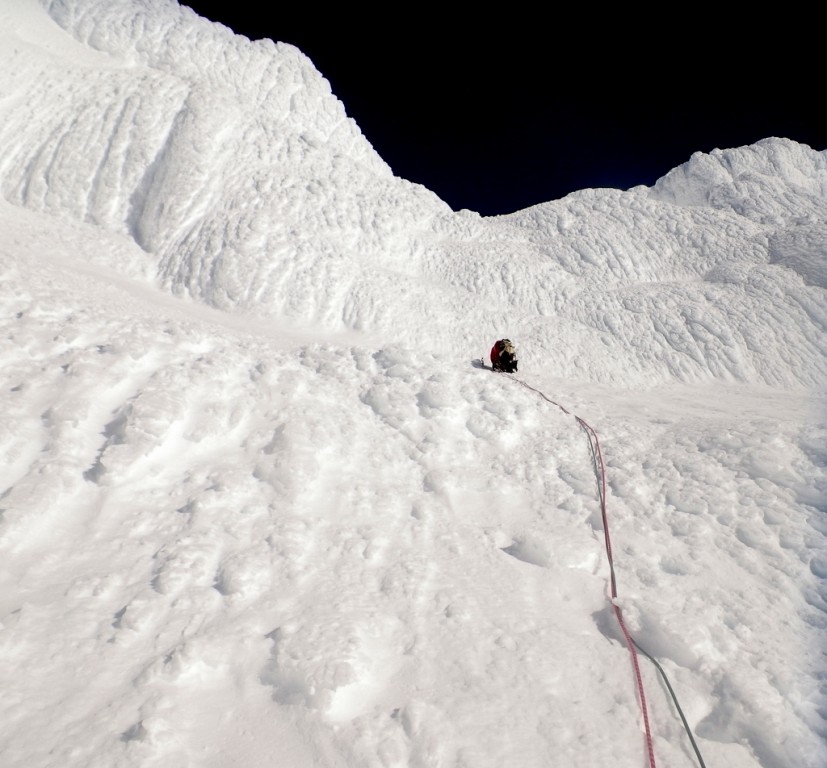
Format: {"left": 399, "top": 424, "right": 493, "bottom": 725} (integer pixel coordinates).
{"left": 509, "top": 375, "right": 658, "bottom": 768}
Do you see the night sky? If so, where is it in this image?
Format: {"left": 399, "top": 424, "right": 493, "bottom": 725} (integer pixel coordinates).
{"left": 179, "top": 3, "right": 823, "bottom": 216}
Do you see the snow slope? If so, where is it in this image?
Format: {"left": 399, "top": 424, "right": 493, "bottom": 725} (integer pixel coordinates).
{"left": 1, "top": 2, "right": 825, "bottom": 767}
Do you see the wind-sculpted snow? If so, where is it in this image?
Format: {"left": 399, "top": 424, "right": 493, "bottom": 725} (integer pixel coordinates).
{"left": 650, "top": 138, "right": 827, "bottom": 222}
{"left": 2, "top": 197, "right": 825, "bottom": 768}
{"left": 4, "top": 0, "right": 446, "bottom": 299}
{"left": 429, "top": 158, "right": 827, "bottom": 387}
{"left": 0, "top": 3, "right": 823, "bottom": 388}
{"left": 1, "top": 4, "right": 827, "bottom": 768}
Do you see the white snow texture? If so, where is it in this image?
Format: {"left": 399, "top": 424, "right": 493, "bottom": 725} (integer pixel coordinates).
{"left": 0, "top": 2, "right": 825, "bottom": 768}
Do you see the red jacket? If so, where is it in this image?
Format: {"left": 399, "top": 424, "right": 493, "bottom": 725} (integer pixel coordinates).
{"left": 490, "top": 341, "right": 503, "bottom": 368}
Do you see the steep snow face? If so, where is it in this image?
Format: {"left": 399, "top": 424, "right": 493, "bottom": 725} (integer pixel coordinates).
{"left": 2, "top": 0, "right": 449, "bottom": 317}
{"left": 650, "top": 138, "right": 827, "bottom": 221}
{"left": 449, "top": 139, "right": 827, "bottom": 388}
{"left": 1, "top": 1, "right": 825, "bottom": 389}
{"left": 0, "top": 7, "right": 826, "bottom": 768}
{"left": 2, "top": 188, "right": 826, "bottom": 768}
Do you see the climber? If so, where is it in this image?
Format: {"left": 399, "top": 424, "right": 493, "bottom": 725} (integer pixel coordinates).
{"left": 490, "top": 338, "right": 518, "bottom": 373}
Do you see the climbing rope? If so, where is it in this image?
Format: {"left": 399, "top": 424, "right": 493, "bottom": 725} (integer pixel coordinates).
{"left": 503, "top": 372, "right": 709, "bottom": 768}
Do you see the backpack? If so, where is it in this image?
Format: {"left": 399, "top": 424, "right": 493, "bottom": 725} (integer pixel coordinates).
{"left": 494, "top": 338, "right": 518, "bottom": 372}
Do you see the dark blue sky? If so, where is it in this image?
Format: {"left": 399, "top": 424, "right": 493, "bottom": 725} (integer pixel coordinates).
{"left": 180, "top": 3, "right": 823, "bottom": 216}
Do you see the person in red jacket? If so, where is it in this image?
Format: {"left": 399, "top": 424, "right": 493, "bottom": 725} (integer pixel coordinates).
{"left": 490, "top": 338, "right": 518, "bottom": 372}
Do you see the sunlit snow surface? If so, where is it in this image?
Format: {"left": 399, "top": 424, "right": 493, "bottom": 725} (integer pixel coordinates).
{"left": 1, "top": 2, "right": 826, "bottom": 767}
